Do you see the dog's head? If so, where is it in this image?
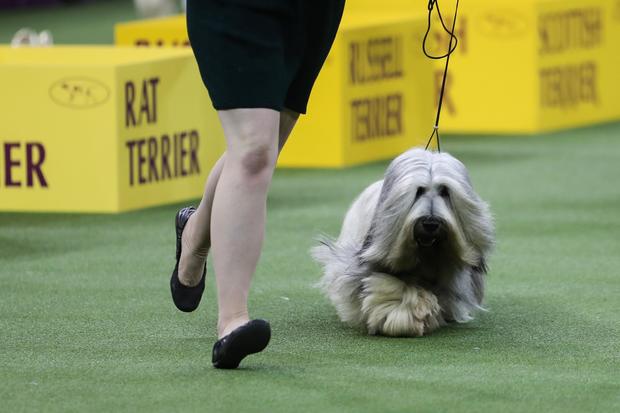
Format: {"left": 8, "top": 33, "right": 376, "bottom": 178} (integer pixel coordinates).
{"left": 360, "top": 148, "right": 495, "bottom": 272}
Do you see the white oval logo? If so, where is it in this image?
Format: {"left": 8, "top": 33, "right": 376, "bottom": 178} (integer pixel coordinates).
{"left": 49, "top": 77, "right": 110, "bottom": 109}
{"left": 476, "top": 10, "right": 529, "bottom": 38}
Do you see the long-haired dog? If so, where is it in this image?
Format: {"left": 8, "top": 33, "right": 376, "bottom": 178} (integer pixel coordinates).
{"left": 313, "top": 149, "right": 494, "bottom": 337}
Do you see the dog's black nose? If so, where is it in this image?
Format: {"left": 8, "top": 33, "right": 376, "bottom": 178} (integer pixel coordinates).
{"left": 422, "top": 217, "right": 441, "bottom": 234}
{"left": 414, "top": 216, "right": 446, "bottom": 247}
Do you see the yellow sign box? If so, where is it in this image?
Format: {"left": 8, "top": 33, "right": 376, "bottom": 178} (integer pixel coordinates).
{"left": 115, "top": 11, "right": 435, "bottom": 167}
{"left": 116, "top": 15, "right": 188, "bottom": 47}
{"left": 0, "top": 46, "right": 225, "bottom": 213}
{"left": 349, "top": 0, "right": 620, "bottom": 133}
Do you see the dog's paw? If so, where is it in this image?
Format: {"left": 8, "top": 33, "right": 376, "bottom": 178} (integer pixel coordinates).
{"left": 361, "top": 273, "right": 443, "bottom": 337}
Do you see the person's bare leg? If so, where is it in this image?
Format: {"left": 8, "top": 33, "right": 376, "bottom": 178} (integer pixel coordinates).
{"left": 178, "top": 109, "right": 299, "bottom": 288}
{"left": 209, "top": 108, "right": 282, "bottom": 338}
{"left": 178, "top": 155, "right": 224, "bottom": 286}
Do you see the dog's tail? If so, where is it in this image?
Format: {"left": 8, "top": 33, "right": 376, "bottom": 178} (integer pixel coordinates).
{"left": 311, "top": 235, "right": 339, "bottom": 289}
{"left": 311, "top": 235, "right": 359, "bottom": 286}
{"left": 312, "top": 236, "right": 367, "bottom": 327}
{"left": 311, "top": 235, "right": 337, "bottom": 264}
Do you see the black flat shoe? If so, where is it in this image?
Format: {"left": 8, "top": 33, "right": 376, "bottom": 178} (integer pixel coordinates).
{"left": 212, "top": 319, "right": 271, "bottom": 369}
{"left": 170, "top": 207, "right": 206, "bottom": 312}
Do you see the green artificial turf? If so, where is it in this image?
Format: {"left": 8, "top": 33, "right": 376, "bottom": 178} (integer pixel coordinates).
{"left": 1, "top": 124, "right": 619, "bottom": 413}
{"left": 1, "top": 2, "right": 619, "bottom": 412}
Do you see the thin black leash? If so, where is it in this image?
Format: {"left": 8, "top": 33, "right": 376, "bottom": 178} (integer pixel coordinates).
{"left": 422, "top": 0, "right": 460, "bottom": 152}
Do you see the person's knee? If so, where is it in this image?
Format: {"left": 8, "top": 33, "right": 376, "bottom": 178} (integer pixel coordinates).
{"left": 228, "top": 137, "right": 277, "bottom": 184}
{"left": 221, "top": 110, "right": 279, "bottom": 179}
{"left": 240, "top": 145, "right": 276, "bottom": 176}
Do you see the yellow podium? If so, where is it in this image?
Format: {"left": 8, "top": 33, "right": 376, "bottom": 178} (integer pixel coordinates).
{"left": 116, "top": 11, "right": 435, "bottom": 167}
{"left": 0, "top": 46, "right": 225, "bottom": 213}
{"left": 350, "top": 0, "right": 620, "bottom": 133}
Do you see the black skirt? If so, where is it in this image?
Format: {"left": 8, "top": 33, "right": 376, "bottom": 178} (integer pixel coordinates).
{"left": 186, "top": 0, "right": 345, "bottom": 114}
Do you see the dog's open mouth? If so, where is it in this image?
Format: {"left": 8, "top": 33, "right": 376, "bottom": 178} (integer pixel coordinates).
{"left": 416, "top": 235, "right": 438, "bottom": 247}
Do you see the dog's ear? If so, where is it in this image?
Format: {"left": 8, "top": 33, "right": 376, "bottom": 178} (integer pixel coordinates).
{"left": 470, "top": 258, "right": 487, "bottom": 304}
{"left": 358, "top": 226, "right": 375, "bottom": 262}
{"left": 472, "top": 258, "right": 488, "bottom": 275}
{"left": 358, "top": 180, "right": 393, "bottom": 263}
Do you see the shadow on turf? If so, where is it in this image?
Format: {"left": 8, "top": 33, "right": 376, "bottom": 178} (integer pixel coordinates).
{"left": 160, "top": 294, "right": 614, "bottom": 374}
{"left": 284, "top": 295, "right": 613, "bottom": 358}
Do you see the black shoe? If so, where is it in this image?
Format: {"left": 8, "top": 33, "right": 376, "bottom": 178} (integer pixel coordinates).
{"left": 212, "top": 319, "right": 271, "bottom": 369}
{"left": 170, "top": 207, "right": 206, "bottom": 312}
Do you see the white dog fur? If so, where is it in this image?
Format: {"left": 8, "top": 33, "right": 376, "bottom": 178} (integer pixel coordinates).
{"left": 313, "top": 148, "right": 494, "bottom": 337}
